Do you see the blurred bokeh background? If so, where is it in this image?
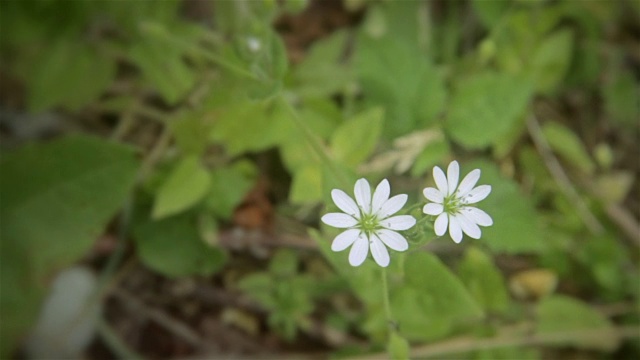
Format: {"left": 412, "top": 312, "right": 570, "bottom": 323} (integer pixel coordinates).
{"left": 1, "top": 0, "right": 638, "bottom": 359}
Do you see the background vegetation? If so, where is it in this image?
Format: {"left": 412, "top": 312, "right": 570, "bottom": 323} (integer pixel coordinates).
{"left": 1, "top": 0, "right": 638, "bottom": 358}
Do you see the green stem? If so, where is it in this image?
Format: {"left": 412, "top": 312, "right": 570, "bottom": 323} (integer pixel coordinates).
{"left": 279, "top": 95, "right": 351, "bottom": 189}
{"left": 140, "top": 21, "right": 259, "bottom": 82}
{"left": 98, "top": 318, "right": 144, "bottom": 360}
{"left": 381, "top": 267, "right": 393, "bottom": 328}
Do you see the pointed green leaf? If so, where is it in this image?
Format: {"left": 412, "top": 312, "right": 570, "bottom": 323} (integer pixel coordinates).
{"left": 291, "top": 30, "right": 352, "bottom": 99}
{"left": 331, "top": 107, "right": 383, "bottom": 166}
{"left": 133, "top": 213, "right": 226, "bottom": 277}
{"left": 28, "top": 42, "right": 115, "bottom": 111}
{"left": 211, "top": 99, "right": 294, "bottom": 155}
{"left": 129, "top": 32, "right": 196, "bottom": 105}
{"left": 204, "top": 160, "right": 257, "bottom": 219}
{"left": 290, "top": 165, "right": 322, "bottom": 203}
{"left": 1, "top": 135, "right": 138, "bottom": 356}
{"left": 530, "top": 29, "right": 574, "bottom": 94}
{"left": 447, "top": 72, "right": 533, "bottom": 149}
{"left": 355, "top": 33, "right": 445, "bottom": 138}
{"left": 153, "top": 156, "right": 211, "bottom": 219}
{"left": 542, "top": 121, "right": 595, "bottom": 174}
{"left": 396, "top": 252, "right": 484, "bottom": 341}
{"left": 536, "top": 295, "right": 618, "bottom": 351}
{"left": 458, "top": 247, "right": 509, "bottom": 313}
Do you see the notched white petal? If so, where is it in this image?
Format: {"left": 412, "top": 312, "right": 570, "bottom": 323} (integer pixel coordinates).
{"left": 377, "top": 194, "right": 408, "bottom": 218}
{"left": 423, "top": 187, "right": 444, "bottom": 203}
{"left": 463, "top": 207, "right": 493, "bottom": 226}
{"left": 354, "top": 178, "right": 372, "bottom": 214}
{"left": 370, "top": 235, "right": 390, "bottom": 267}
{"left": 456, "top": 213, "right": 481, "bottom": 239}
{"left": 433, "top": 166, "right": 448, "bottom": 195}
{"left": 331, "top": 229, "right": 360, "bottom": 252}
{"left": 448, "top": 216, "right": 463, "bottom": 243}
{"left": 423, "top": 203, "right": 444, "bottom": 216}
{"left": 376, "top": 229, "right": 409, "bottom": 251}
{"left": 348, "top": 234, "right": 369, "bottom": 266}
{"left": 434, "top": 213, "right": 448, "bottom": 236}
{"left": 447, "top": 161, "right": 459, "bottom": 196}
{"left": 371, "top": 179, "right": 390, "bottom": 215}
{"left": 380, "top": 215, "right": 416, "bottom": 231}
{"left": 321, "top": 213, "right": 358, "bottom": 228}
{"left": 331, "top": 189, "right": 360, "bottom": 217}
{"left": 464, "top": 185, "right": 491, "bottom": 204}
{"left": 457, "top": 169, "right": 480, "bottom": 197}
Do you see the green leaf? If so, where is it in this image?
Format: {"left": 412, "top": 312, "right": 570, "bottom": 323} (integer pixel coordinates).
{"left": 577, "top": 234, "right": 629, "bottom": 298}
{"left": 204, "top": 160, "right": 257, "bottom": 219}
{"left": 330, "top": 107, "right": 383, "bottom": 166}
{"left": 0, "top": 234, "right": 45, "bottom": 358}
{"left": 0, "top": 135, "right": 138, "bottom": 356}
{"left": 211, "top": 99, "right": 294, "bottom": 155}
{"left": 604, "top": 68, "right": 638, "bottom": 128}
{"left": 268, "top": 249, "right": 299, "bottom": 278}
{"left": 530, "top": 29, "right": 574, "bottom": 94}
{"left": 170, "top": 111, "right": 215, "bottom": 155}
{"left": 467, "top": 161, "right": 545, "bottom": 254}
{"left": 237, "top": 273, "right": 276, "bottom": 308}
{"left": 396, "top": 252, "right": 484, "bottom": 341}
{"left": 472, "top": 346, "right": 540, "bottom": 360}
{"left": 387, "top": 331, "right": 410, "bottom": 360}
{"left": 541, "top": 121, "right": 595, "bottom": 174}
{"left": 289, "top": 165, "right": 323, "bottom": 203}
{"left": 245, "top": 30, "right": 289, "bottom": 99}
{"left": 290, "top": 30, "right": 352, "bottom": 99}
{"left": 536, "top": 295, "right": 618, "bottom": 351}
{"left": 28, "top": 41, "right": 115, "bottom": 112}
{"left": 129, "top": 31, "right": 196, "bottom": 105}
{"left": 1, "top": 135, "right": 138, "bottom": 278}
{"left": 355, "top": 34, "right": 445, "bottom": 138}
{"left": 152, "top": 156, "right": 211, "bottom": 219}
{"left": 447, "top": 72, "right": 533, "bottom": 149}
{"left": 472, "top": 0, "right": 509, "bottom": 30}
{"left": 133, "top": 213, "right": 226, "bottom": 277}
{"left": 280, "top": 100, "right": 340, "bottom": 173}
{"left": 458, "top": 247, "right": 509, "bottom": 313}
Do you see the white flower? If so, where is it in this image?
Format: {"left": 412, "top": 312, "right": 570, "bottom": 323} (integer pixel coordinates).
{"left": 246, "top": 36, "right": 262, "bottom": 52}
{"left": 321, "top": 179, "right": 416, "bottom": 267}
{"left": 423, "top": 161, "right": 493, "bottom": 243}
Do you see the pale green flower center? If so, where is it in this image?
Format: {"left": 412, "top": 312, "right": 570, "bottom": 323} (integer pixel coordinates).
{"left": 358, "top": 212, "right": 380, "bottom": 238}
{"left": 443, "top": 193, "right": 462, "bottom": 215}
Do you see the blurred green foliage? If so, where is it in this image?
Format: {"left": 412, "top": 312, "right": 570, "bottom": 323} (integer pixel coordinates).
{"left": 0, "top": 0, "right": 638, "bottom": 358}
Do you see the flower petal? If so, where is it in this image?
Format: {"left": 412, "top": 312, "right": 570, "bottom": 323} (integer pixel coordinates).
{"left": 370, "top": 235, "right": 390, "bottom": 267}
{"left": 371, "top": 179, "right": 390, "bottom": 215}
{"left": 423, "top": 203, "right": 444, "bottom": 216}
{"left": 433, "top": 166, "right": 448, "bottom": 195}
{"left": 331, "top": 189, "right": 360, "bottom": 217}
{"left": 376, "top": 229, "right": 409, "bottom": 251}
{"left": 321, "top": 213, "right": 358, "bottom": 228}
{"left": 462, "top": 207, "right": 493, "bottom": 227}
{"left": 463, "top": 185, "right": 491, "bottom": 204}
{"left": 380, "top": 215, "right": 416, "bottom": 231}
{"left": 448, "top": 216, "right": 463, "bottom": 243}
{"left": 456, "top": 169, "right": 480, "bottom": 197}
{"left": 434, "top": 213, "right": 448, "bottom": 236}
{"left": 354, "top": 178, "right": 372, "bottom": 214}
{"left": 447, "top": 161, "right": 459, "bottom": 196}
{"left": 331, "top": 229, "right": 360, "bottom": 251}
{"left": 348, "top": 233, "right": 369, "bottom": 266}
{"left": 455, "top": 213, "right": 481, "bottom": 239}
{"left": 423, "top": 187, "right": 444, "bottom": 203}
{"left": 377, "top": 194, "right": 408, "bottom": 218}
